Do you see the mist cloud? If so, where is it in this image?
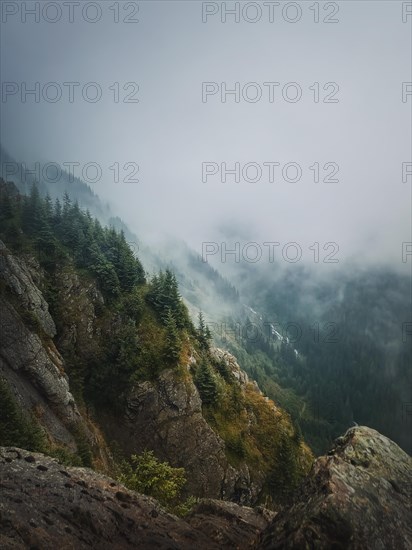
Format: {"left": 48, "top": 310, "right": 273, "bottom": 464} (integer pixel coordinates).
{"left": 1, "top": 1, "right": 410, "bottom": 273}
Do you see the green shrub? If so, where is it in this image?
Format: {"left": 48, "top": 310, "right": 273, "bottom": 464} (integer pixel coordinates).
{"left": 118, "top": 450, "right": 187, "bottom": 509}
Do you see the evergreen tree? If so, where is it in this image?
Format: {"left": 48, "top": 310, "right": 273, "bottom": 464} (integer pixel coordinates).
{"left": 54, "top": 198, "right": 62, "bottom": 224}
{"left": 195, "top": 356, "right": 219, "bottom": 406}
{"left": 164, "top": 309, "right": 182, "bottom": 365}
{"left": 44, "top": 194, "right": 53, "bottom": 222}
{"left": 22, "top": 184, "right": 42, "bottom": 234}
{"left": 197, "top": 311, "right": 212, "bottom": 350}
{"left": 147, "top": 269, "right": 190, "bottom": 329}
{"left": 0, "top": 190, "right": 15, "bottom": 222}
{"left": 268, "top": 430, "right": 299, "bottom": 501}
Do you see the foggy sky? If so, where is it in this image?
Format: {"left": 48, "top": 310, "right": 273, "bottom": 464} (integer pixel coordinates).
{"left": 1, "top": 0, "right": 411, "bottom": 272}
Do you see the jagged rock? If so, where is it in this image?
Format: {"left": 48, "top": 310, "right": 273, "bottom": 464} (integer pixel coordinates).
{"left": 55, "top": 267, "right": 104, "bottom": 348}
{"left": 0, "top": 240, "right": 56, "bottom": 337}
{"left": 212, "top": 347, "right": 250, "bottom": 386}
{"left": 0, "top": 288, "right": 80, "bottom": 443}
{"left": 1, "top": 427, "right": 410, "bottom": 549}
{"left": 258, "top": 426, "right": 412, "bottom": 549}
{"left": 0, "top": 447, "right": 272, "bottom": 550}
{"left": 0, "top": 243, "right": 107, "bottom": 459}
{"left": 187, "top": 499, "right": 276, "bottom": 548}
{"left": 105, "top": 368, "right": 261, "bottom": 504}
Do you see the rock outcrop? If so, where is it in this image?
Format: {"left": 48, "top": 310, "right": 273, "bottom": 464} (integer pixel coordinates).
{"left": 0, "top": 447, "right": 271, "bottom": 549}
{"left": 0, "top": 241, "right": 109, "bottom": 463}
{"left": 187, "top": 499, "right": 276, "bottom": 548}
{"left": 259, "top": 426, "right": 412, "bottom": 549}
{"left": 0, "top": 242, "right": 80, "bottom": 447}
{"left": 1, "top": 426, "right": 411, "bottom": 549}
{"left": 104, "top": 367, "right": 261, "bottom": 503}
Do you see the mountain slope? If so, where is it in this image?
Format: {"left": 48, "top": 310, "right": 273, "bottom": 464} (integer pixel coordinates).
{"left": 0, "top": 179, "right": 312, "bottom": 506}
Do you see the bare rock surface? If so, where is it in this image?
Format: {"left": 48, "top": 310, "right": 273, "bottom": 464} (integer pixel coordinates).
{"left": 112, "top": 368, "right": 259, "bottom": 503}
{"left": 0, "top": 447, "right": 271, "bottom": 550}
{"left": 1, "top": 425, "right": 411, "bottom": 548}
{"left": 259, "top": 426, "right": 412, "bottom": 549}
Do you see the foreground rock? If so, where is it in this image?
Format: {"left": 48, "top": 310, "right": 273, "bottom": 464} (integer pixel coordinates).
{"left": 1, "top": 426, "right": 411, "bottom": 549}
{"left": 187, "top": 499, "right": 276, "bottom": 548}
{"left": 259, "top": 426, "right": 412, "bottom": 549}
{"left": 0, "top": 447, "right": 271, "bottom": 549}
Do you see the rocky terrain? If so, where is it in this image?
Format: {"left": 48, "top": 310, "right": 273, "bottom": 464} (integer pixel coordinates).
{"left": 0, "top": 240, "right": 81, "bottom": 444}
{"left": 0, "top": 234, "right": 310, "bottom": 503}
{"left": 259, "top": 426, "right": 412, "bottom": 549}
{"left": 1, "top": 184, "right": 411, "bottom": 548}
{"left": 0, "top": 446, "right": 271, "bottom": 549}
{"left": 107, "top": 368, "right": 258, "bottom": 501}
{"left": 1, "top": 426, "right": 411, "bottom": 549}
{"left": 0, "top": 239, "right": 110, "bottom": 466}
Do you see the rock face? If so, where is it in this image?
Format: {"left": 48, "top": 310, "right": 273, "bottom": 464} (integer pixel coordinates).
{"left": 0, "top": 242, "right": 80, "bottom": 447}
{"left": 211, "top": 348, "right": 251, "bottom": 387}
{"left": 105, "top": 367, "right": 260, "bottom": 503}
{"left": 0, "top": 240, "right": 56, "bottom": 337}
{"left": 0, "top": 241, "right": 109, "bottom": 463}
{"left": 259, "top": 426, "right": 412, "bottom": 549}
{"left": 0, "top": 447, "right": 271, "bottom": 550}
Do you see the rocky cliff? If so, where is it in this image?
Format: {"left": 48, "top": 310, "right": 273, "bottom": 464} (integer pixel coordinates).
{"left": 103, "top": 366, "right": 260, "bottom": 502}
{"left": 0, "top": 426, "right": 411, "bottom": 549}
{"left": 259, "top": 426, "right": 412, "bottom": 549}
{"left": 0, "top": 233, "right": 310, "bottom": 504}
{"left": 0, "top": 241, "right": 81, "bottom": 447}
{"left": 0, "top": 239, "right": 110, "bottom": 467}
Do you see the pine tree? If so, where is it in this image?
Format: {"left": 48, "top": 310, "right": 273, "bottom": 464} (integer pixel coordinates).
{"left": 195, "top": 357, "right": 218, "bottom": 406}
{"left": 0, "top": 191, "right": 15, "bottom": 222}
{"left": 22, "top": 184, "right": 42, "bottom": 234}
{"left": 62, "top": 191, "right": 71, "bottom": 217}
{"left": 90, "top": 244, "right": 121, "bottom": 298}
{"left": 147, "top": 269, "right": 189, "bottom": 329}
{"left": 268, "top": 430, "right": 299, "bottom": 501}
{"left": 54, "top": 198, "right": 62, "bottom": 224}
{"left": 164, "top": 309, "right": 181, "bottom": 365}
{"left": 197, "top": 311, "right": 212, "bottom": 350}
{"left": 44, "top": 194, "right": 53, "bottom": 222}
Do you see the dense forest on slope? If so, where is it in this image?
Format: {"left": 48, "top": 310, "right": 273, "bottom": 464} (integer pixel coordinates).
{"left": 0, "top": 179, "right": 312, "bottom": 507}
{"left": 227, "top": 264, "right": 412, "bottom": 455}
